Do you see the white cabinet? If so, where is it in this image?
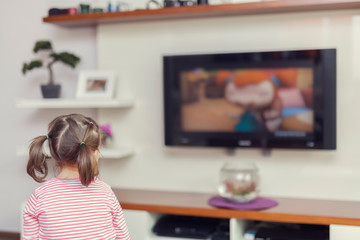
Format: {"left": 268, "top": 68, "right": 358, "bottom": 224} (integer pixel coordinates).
{"left": 330, "top": 225, "right": 360, "bottom": 240}
{"left": 115, "top": 188, "right": 360, "bottom": 240}
{"left": 123, "top": 210, "right": 237, "bottom": 240}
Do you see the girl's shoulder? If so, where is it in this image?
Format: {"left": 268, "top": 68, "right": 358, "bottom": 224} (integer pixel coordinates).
{"left": 31, "top": 178, "right": 64, "bottom": 196}
{"left": 92, "top": 178, "right": 113, "bottom": 193}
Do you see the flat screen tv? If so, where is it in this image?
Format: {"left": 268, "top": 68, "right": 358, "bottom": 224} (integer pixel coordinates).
{"left": 163, "top": 49, "right": 336, "bottom": 150}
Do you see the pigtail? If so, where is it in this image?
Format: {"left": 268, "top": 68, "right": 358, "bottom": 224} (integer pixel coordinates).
{"left": 77, "top": 144, "right": 99, "bottom": 186}
{"left": 27, "top": 135, "right": 51, "bottom": 183}
{"left": 77, "top": 120, "right": 99, "bottom": 186}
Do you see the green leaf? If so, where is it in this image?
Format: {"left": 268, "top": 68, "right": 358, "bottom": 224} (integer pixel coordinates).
{"left": 50, "top": 52, "right": 80, "bottom": 68}
{"left": 22, "top": 60, "right": 43, "bottom": 74}
{"left": 22, "top": 63, "right": 28, "bottom": 75}
{"left": 33, "top": 41, "right": 52, "bottom": 53}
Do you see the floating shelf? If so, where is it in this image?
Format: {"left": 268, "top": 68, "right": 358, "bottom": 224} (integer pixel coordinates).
{"left": 16, "top": 146, "right": 134, "bottom": 159}
{"left": 42, "top": 0, "right": 360, "bottom": 27}
{"left": 99, "top": 147, "right": 134, "bottom": 159}
{"left": 16, "top": 98, "right": 134, "bottom": 109}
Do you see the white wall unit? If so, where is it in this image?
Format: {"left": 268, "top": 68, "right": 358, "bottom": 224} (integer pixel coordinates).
{"left": 94, "top": 7, "right": 360, "bottom": 239}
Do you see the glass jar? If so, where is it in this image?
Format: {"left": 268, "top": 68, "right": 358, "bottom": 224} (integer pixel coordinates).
{"left": 218, "top": 162, "right": 259, "bottom": 203}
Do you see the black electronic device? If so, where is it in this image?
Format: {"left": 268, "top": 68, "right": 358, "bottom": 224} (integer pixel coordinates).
{"left": 152, "top": 215, "right": 219, "bottom": 239}
{"left": 254, "top": 225, "right": 329, "bottom": 240}
{"left": 197, "top": 0, "right": 208, "bottom": 4}
{"left": 163, "top": 0, "right": 181, "bottom": 7}
{"left": 163, "top": 49, "right": 336, "bottom": 150}
{"left": 48, "top": 8, "right": 70, "bottom": 16}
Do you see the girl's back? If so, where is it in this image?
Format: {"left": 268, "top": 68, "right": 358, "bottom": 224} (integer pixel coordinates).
{"left": 24, "top": 178, "right": 129, "bottom": 239}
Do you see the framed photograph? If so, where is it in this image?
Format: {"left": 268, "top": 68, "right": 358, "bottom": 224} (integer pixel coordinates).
{"left": 76, "top": 70, "right": 117, "bottom": 99}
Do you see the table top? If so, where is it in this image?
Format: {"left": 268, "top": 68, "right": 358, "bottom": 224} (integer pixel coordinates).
{"left": 113, "top": 188, "right": 360, "bottom": 226}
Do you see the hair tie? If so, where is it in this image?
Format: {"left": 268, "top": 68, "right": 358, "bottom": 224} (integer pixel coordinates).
{"left": 46, "top": 135, "right": 49, "bottom": 139}
{"left": 89, "top": 121, "right": 93, "bottom": 125}
{"left": 80, "top": 142, "right": 85, "bottom": 146}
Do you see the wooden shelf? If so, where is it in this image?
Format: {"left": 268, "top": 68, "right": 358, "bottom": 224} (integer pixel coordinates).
{"left": 16, "top": 98, "right": 134, "bottom": 109}
{"left": 43, "top": 0, "right": 360, "bottom": 27}
{"left": 115, "top": 188, "right": 360, "bottom": 226}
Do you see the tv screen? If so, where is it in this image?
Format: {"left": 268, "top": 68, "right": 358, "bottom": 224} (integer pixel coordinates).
{"left": 164, "top": 49, "right": 336, "bottom": 150}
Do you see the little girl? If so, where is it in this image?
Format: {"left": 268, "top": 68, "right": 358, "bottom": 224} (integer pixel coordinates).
{"left": 23, "top": 114, "right": 130, "bottom": 240}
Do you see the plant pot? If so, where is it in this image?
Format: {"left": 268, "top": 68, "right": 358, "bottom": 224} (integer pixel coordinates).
{"left": 41, "top": 84, "right": 61, "bottom": 98}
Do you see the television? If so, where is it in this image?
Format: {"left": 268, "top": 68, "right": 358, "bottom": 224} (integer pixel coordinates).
{"left": 163, "top": 49, "right": 336, "bottom": 150}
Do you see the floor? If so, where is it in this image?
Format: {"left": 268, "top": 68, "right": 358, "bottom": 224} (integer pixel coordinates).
{"left": 0, "top": 232, "right": 20, "bottom": 240}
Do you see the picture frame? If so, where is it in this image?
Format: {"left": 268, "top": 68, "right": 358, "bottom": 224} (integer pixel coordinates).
{"left": 76, "top": 70, "right": 117, "bottom": 99}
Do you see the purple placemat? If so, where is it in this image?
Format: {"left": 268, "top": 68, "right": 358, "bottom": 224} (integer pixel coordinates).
{"left": 208, "top": 195, "right": 278, "bottom": 210}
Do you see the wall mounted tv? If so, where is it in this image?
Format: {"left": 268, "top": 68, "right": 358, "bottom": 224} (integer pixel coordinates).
{"left": 163, "top": 49, "right": 336, "bottom": 150}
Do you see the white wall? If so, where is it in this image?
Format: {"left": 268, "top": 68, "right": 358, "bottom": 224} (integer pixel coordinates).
{"left": 0, "top": 0, "right": 97, "bottom": 232}
{"left": 97, "top": 9, "right": 360, "bottom": 202}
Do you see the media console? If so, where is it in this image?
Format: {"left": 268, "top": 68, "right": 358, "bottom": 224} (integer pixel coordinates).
{"left": 114, "top": 188, "right": 360, "bottom": 240}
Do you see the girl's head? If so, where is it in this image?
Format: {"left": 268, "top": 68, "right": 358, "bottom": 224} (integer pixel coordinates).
{"left": 27, "top": 114, "right": 101, "bottom": 186}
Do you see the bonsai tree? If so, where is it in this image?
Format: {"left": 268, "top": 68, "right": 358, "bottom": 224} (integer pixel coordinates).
{"left": 22, "top": 40, "right": 81, "bottom": 98}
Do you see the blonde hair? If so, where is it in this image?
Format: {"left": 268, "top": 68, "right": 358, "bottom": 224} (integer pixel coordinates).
{"left": 27, "top": 114, "right": 101, "bottom": 186}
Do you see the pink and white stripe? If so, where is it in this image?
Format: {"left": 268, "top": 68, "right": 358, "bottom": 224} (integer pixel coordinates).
{"left": 23, "top": 178, "right": 130, "bottom": 240}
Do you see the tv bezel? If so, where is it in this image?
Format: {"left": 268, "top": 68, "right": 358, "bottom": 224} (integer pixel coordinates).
{"left": 163, "top": 49, "right": 336, "bottom": 150}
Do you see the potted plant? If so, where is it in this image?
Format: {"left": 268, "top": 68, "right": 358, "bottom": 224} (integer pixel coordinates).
{"left": 22, "top": 40, "right": 81, "bottom": 98}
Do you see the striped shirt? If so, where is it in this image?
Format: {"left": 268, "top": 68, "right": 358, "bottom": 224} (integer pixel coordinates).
{"left": 23, "top": 178, "right": 130, "bottom": 240}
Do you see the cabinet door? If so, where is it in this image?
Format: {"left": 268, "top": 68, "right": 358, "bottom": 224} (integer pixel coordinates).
{"left": 330, "top": 224, "right": 360, "bottom": 240}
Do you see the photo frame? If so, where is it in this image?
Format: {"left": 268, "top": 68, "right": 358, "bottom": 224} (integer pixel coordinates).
{"left": 76, "top": 70, "right": 117, "bottom": 99}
